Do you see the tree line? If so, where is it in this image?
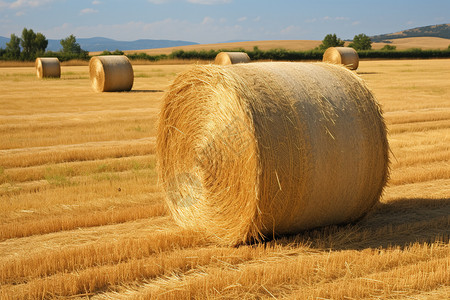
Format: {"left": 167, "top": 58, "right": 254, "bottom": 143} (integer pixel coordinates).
{"left": 1, "top": 29, "right": 449, "bottom": 62}
{"left": 317, "top": 33, "right": 397, "bottom": 51}
{"left": 95, "top": 33, "right": 450, "bottom": 62}
{"left": 0, "top": 28, "right": 89, "bottom": 61}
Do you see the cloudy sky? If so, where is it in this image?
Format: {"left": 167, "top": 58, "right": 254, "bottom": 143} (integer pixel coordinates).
{"left": 0, "top": 0, "right": 448, "bottom": 43}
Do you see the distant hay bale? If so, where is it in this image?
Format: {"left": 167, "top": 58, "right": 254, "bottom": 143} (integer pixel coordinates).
{"left": 35, "top": 57, "right": 60, "bottom": 78}
{"left": 323, "top": 47, "right": 359, "bottom": 70}
{"left": 214, "top": 52, "right": 251, "bottom": 65}
{"left": 89, "top": 55, "right": 134, "bottom": 92}
{"left": 157, "top": 62, "right": 389, "bottom": 246}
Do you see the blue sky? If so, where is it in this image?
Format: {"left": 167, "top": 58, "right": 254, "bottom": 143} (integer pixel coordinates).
{"left": 0, "top": 0, "right": 448, "bottom": 43}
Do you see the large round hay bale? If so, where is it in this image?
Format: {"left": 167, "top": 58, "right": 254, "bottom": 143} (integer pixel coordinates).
{"left": 157, "top": 62, "right": 389, "bottom": 246}
{"left": 89, "top": 55, "right": 134, "bottom": 92}
{"left": 323, "top": 47, "right": 359, "bottom": 70}
{"left": 35, "top": 57, "right": 60, "bottom": 78}
{"left": 214, "top": 52, "right": 251, "bottom": 65}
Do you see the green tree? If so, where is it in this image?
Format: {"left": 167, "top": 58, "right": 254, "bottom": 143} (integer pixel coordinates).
{"left": 381, "top": 44, "right": 396, "bottom": 51}
{"left": 58, "top": 34, "right": 89, "bottom": 60}
{"left": 35, "top": 32, "right": 48, "bottom": 53}
{"left": 60, "top": 34, "right": 82, "bottom": 54}
{"left": 20, "top": 28, "right": 37, "bottom": 59}
{"left": 317, "top": 34, "right": 345, "bottom": 50}
{"left": 101, "top": 49, "right": 124, "bottom": 55}
{"left": 349, "top": 33, "right": 372, "bottom": 50}
{"left": 5, "top": 33, "right": 21, "bottom": 59}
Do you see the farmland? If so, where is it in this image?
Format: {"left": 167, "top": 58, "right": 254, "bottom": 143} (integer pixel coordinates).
{"left": 0, "top": 59, "right": 449, "bottom": 299}
{"left": 106, "top": 37, "right": 450, "bottom": 56}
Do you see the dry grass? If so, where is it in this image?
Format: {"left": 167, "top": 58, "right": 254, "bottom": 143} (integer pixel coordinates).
{"left": 378, "top": 36, "right": 450, "bottom": 50}
{"left": 0, "top": 59, "right": 449, "bottom": 299}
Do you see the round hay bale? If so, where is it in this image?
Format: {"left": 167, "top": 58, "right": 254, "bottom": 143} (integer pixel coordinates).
{"left": 214, "top": 52, "right": 251, "bottom": 65}
{"left": 89, "top": 55, "right": 134, "bottom": 92}
{"left": 323, "top": 47, "right": 359, "bottom": 70}
{"left": 35, "top": 57, "right": 60, "bottom": 78}
{"left": 157, "top": 62, "right": 389, "bottom": 246}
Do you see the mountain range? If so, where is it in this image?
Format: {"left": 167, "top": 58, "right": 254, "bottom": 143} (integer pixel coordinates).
{"left": 370, "top": 23, "right": 450, "bottom": 42}
{"left": 1, "top": 23, "right": 449, "bottom": 52}
{"left": 0, "top": 36, "right": 198, "bottom": 52}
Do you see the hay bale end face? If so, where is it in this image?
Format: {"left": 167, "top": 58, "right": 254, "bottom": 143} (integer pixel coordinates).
{"left": 35, "top": 57, "right": 61, "bottom": 78}
{"left": 214, "top": 52, "right": 251, "bottom": 65}
{"left": 89, "top": 55, "right": 134, "bottom": 92}
{"left": 323, "top": 47, "right": 359, "bottom": 70}
{"left": 157, "top": 62, "right": 389, "bottom": 246}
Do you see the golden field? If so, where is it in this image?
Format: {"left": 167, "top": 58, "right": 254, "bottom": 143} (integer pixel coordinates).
{"left": 93, "top": 36, "right": 450, "bottom": 56}
{"left": 0, "top": 59, "right": 449, "bottom": 299}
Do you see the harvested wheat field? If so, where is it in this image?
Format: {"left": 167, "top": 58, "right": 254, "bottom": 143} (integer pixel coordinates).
{"left": 0, "top": 59, "right": 449, "bottom": 299}
{"left": 102, "top": 37, "right": 450, "bottom": 57}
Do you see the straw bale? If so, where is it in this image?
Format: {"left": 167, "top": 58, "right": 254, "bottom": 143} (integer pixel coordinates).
{"left": 157, "top": 62, "right": 389, "bottom": 246}
{"left": 89, "top": 55, "right": 134, "bottom": 92}
{"left": 35, "top": 57, "right": 60, "bottom": 78}
{"left": 323, "top": 47, "right": 359, "bottom": 70}
{"left": 214, "top": 52, "right": 251, "bottom": 65}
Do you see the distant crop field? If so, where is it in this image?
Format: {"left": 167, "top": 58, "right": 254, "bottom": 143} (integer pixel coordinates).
{"left": 106, "top": 37, "right": 450, "bottom": 56}
{"left": 0, "top": 59, "right": 449, "bottom": 299}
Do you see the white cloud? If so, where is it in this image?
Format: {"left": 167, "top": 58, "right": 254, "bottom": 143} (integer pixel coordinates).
{"left": 15, "top": 10, "right": 24, "bottom": 16}
{"left": 202, "top": 16, "right": 213, "bottom": 25}
{"left": 280, "top": 25, "right": 300, "bottom": 35}
{"left": 237, "top": 16, "right": 247, "bottom": 22}
{"left": 9, "top": 0, "right": 55, "bottom": 9}
{"left": 147, "top": 0, "right": 170, "bottom": 3}
{"left": 187, "top": 0, "right": 231, "bottom": 5}
{"left": 92, "top": 0, "right": 101, "bottom": 4}
{"left": 323, "top": 16, "right": 349, "bottom": 22}
{"left": 352, "top": 21, "right": 361, "bottom": 26}
{"left": 253, "top": 16, "right": 261, "bottom": 22}
{"left": 80, "top": 8, "right": 98, "bottom": 15}
{"left": 0, "top": 0, "right": 56, "bottom": 11}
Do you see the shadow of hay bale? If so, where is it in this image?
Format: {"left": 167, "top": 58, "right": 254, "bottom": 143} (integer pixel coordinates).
{"left": 129, "top": 89, "right": 165, "bottom": 93}
{"left": 357, "top": 72, "right": 382, "bottom": 75}
{"left": 269, "top": 197, "right": 450, "bottom": 250}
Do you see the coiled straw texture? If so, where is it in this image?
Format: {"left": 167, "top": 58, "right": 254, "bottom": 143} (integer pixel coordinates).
{"left": 323, "top": 47, "right": 359, "bottom": 70}
{"left": 89, "top": 55, "right": 134, "bottom": 92}
{"left": 35, "top": 57, "right": 60, "bottom": 78}
{"left": 157, "top": 62, "right": 389, "bottom": 246}
{"left": 214, "top": 52, "right": 251, "bottom": 65}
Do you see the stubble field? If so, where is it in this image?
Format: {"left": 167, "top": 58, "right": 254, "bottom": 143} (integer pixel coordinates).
{"left": 0, "top": 59, "right": 449, "bottom": 299}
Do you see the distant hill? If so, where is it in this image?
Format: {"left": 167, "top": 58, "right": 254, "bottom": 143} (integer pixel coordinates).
{"left": 371, "top": 23, "right": 450, "bottom": 42}
{"left": 0, "top": 36, "right": 9, "bottom": 47}
{"left": 0, "top": 36, "right": 198, "bottom": 52}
